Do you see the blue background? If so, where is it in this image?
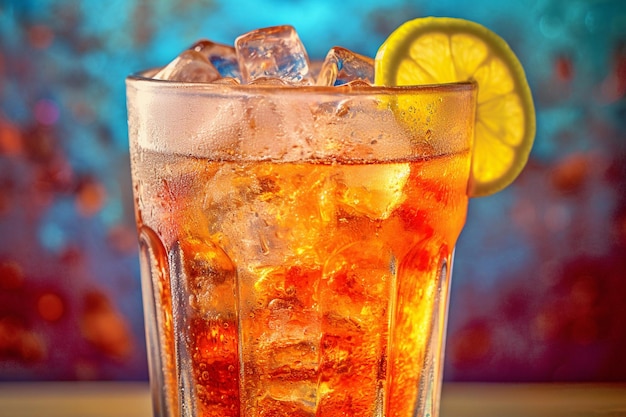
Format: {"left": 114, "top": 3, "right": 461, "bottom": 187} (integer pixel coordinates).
{"left": 1, "top": 0, "right": 625, "bottom": 382}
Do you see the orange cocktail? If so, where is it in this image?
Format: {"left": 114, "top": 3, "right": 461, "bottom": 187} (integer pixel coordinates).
{"left": 128, "top": 77, "right": 475, "bottom": 417}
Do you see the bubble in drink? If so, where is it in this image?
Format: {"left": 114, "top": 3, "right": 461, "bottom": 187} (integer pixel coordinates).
{"left": 153, "top": 50, "right": 220, "bottom": 83}
{"left": 235, "top": 25, "right": 314, "bottom": 85}
{"left": 317, "top": 46, "right": 374, "bottom": 86}
{"left": 191, "top": 39, "right": 242, "bottom": 80}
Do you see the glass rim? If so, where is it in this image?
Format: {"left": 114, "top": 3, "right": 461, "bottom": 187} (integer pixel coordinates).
{"left": 126, "top": 68, "right": 477, "bottom": 95}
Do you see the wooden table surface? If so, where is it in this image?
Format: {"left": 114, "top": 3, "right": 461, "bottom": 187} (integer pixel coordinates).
{"left": 0, "top": 382, "right": 625, "bottom": 417}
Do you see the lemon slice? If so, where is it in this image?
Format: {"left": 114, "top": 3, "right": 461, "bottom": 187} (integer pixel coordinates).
{"left": 375, "top": 17, "right": 535, "bottom": 197}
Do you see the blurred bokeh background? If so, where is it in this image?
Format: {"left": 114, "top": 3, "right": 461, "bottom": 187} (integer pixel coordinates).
{"left": 1, "top": 0, "right": 625, "bottom": 382}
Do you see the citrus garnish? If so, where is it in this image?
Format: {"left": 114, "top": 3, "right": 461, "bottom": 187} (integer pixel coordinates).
{"left": 375, "top": 17, "right": 535, "bottom": 197}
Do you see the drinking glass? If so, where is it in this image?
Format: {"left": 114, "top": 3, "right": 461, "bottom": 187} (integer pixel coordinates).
{"left": 126, "top": 73, "right": 476, "bottom": 417}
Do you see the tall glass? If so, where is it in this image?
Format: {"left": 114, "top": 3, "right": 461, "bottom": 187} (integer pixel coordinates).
{"left": 126, "top": 73, "right": 476, "bottom": 417}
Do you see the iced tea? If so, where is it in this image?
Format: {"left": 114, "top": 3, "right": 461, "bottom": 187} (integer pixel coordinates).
{"left": 127, "top": 76, "right": 475, "bottom": 417}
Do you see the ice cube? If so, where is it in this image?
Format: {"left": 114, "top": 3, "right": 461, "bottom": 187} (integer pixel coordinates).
{"left": 235, "top": 25, "right": 314, "bottom": 85}
{"left": 237, "top": 91, "right": 319, "bottom": 161}
{"left": 190, "top": 39, "right": 241, "bottom": 80}
{"left": 153, "top": 50, "right": 220, "bottom": 83}
{"left": 338, "top": 163, "right": 411, "bottom": 220}
{"left": 212, "top": 77, "right": 241, "bottom": 85}
{"left": 316, "top": 47, "right": 374, "bottom": 86}
{"left": 170, "top": 236, "right": 238, "bottom": 318}
{"left": 248, "top": 77, "right": 289, "bottom": 86}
